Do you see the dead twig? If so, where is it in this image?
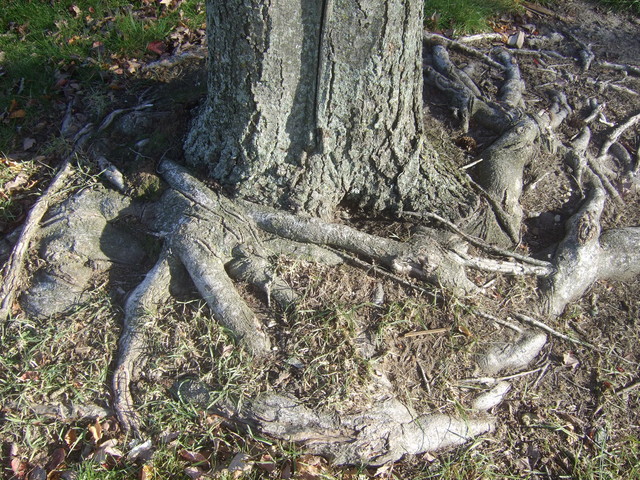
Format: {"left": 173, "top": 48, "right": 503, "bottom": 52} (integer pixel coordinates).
{"left": 596, "top": 61, "right": 640, "bottom": 76}
{"left": 402, "top": 328, "right": 449, "bottom": 338}
{"left": 423, "top": 32, "right": 504, "bottom": 70}
{"left": 616, "top": 379, "right": 640, "bottom": 396}
{"left": 513, "top": 313, "right": 599, "bottom": 350}
{"left": 476, "top": 310, "right": 523, "bottom": 334}
{"left": 598, "top": 111, "right": 640, "bottom": 160}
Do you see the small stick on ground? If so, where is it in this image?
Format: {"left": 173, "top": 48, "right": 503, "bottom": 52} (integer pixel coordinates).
{"left": 402, "top": 328, "right": 449, "bottom": 338}
{"left": 513, "top": 313, "right": 599, "bottom": 350}
{"left": 423, "top": 32, "right": 504, "bottom": 70}
{"left": 616, "top": 379, "right": 640, "bottom": 396}
{"left": 476, "top": 310, "right": 523, "bottom": 333}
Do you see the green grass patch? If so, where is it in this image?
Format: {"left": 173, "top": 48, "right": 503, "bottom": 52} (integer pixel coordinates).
{"left": 424, "top": 0, "right": 521, "bottom": 34}
{"left": 597, "top": 0, "right": 640, "bottom": 13}
{"left": 0, "top": 0, "right": 205, "bottom": 152}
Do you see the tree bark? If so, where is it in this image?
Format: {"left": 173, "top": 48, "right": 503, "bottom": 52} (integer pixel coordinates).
{"left": 185, "top": 0, "right": 471, "bottom": 219}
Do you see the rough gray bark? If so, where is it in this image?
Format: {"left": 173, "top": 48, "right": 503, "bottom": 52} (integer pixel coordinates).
{"left": 184, "top": 0, "right": 470, "bottom": 219}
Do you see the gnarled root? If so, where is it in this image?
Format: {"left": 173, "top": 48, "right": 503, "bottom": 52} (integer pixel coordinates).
{"left": 540, "top": 179, "right": 640, "bottom": 316}
{"left": 113, "top": 249, "right": 174, "bottom": 435}
{"left": 172, "top": 379, "right": 495, "bottom": 466}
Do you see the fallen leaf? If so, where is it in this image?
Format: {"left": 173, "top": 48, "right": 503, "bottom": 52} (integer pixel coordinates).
{"left": 158, "top": 431, "right": 180, "bottom": 444}
{"left": 9, "top": 109, "right": 26, "bottom": 119}
{"left": 458, "top": 325, "right": 473, "bottom": 337}
{"left": 294, "top": 455, "right": 327, "bottom": 480}
{"left": 228, "top": 452, "right": 253, "bottom": 477}
{"left": 91, "top": 439, "right": 123, "bottom": 465}
{"left": 28, "top": 465, "right": 46, "bottom": 480}
{"left": 68, "top": 5, "right": 81, "bottom": 16}
{"left": 88, "top": 419, "right": 103, "bottom": 443}
{"left": 64, "top": 429, "right": 78, "bottom": 447}
{"left": 5, "top": 173, "right": 30, "bottom": 193}
{"left": 127, "top": 439, "right": 153, "bottom": 462}
{"left": 18, "top": 370, "right": 39, "bottom": 381}
{"left": 45, "top": 448, "right": 66, "bottom": 471}
{"left": 22, "top": 137, "right": 36, "bottom": 151}
{"left": 373, "top": 463, "right": 393, "bottom": 477}
{"left": 280, "top": 461, "right": 292, "bottom": 479}
{"left": 147, "top": 41, "right": 166, "bottom": 55}
{"left": 563, "top": 351, "right": 580, "bottom": 369}
{"left": 140, "top": 464, "right": 154, "bottom": 480}
{"left": 10, "top": 457, "right": 29, "bottom": 479}
{"left": 184, "top": 466, "right": 206, "bottom": 479}
{"left": 256, "top": 454, "right": 277, "bottom": 473}
{"left": 178, "top": 449, "right": 209, "bottom": 467}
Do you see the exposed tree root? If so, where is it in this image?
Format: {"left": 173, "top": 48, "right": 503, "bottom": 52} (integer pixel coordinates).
{"left": 172, "top": 378, "right": 495, "bottom": 466}
{"left": 540, "top": 179, "right": 640, "bottom": 316}
{"left": 113, "top": 249, "right": 174, "bottom": 436}
{"left": 7, "top": 24, "right": 640, "bottom": 468}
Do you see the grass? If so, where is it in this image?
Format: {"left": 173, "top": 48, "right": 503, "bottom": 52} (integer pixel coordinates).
{"left": 424, "top": 0, "right": 521, "bottom": 34}
{"left": 424, "top": 0, "right": 639, "bottom": 35}
{"left": 0, "top": 0, "right": 205, "bottom": 229}
{"left": 0, "top": 0, "right": 206, "bottom": 152}
{"left": 598, "top": 0, "right": 640, "bottom": 12}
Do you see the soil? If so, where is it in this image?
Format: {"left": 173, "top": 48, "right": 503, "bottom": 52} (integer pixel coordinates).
{"left": 1, "top": 0, "right": 639, "bottom": 478}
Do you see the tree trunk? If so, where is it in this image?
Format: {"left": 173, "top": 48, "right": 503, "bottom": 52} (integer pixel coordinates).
{"left": 184, "top": 0, "right": 471, "bottom": 219}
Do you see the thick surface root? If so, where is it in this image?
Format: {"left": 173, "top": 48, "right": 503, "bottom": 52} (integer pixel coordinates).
{"left": 113, "top": 250, "right": 174, "bottom": 435}
{"left": 541, "top": 179, "right": 640, "bottom": 316}
{"left": 172, "top": 379, "right": 495, "bottom": 466}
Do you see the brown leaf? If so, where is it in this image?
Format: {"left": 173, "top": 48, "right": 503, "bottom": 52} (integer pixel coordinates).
{"left": 68, "top": 5, "right": 81, "bottom": 17}
{"left": 18, "top": 371, "right": 40, "bottom": 381}
{"left": 280, "top": 461, "right": 292, "bottom": 479}
{"left": 10, "top": 457, "right": 29, "bottom": 479}
{"left": 5, "top": 173, "right": 29, "bottom": 193}
{"left": 9, "top": 109, "right": 26, "bottom": 119}
{"left": 64, "top": 429, "right": 78, "bottom": 447}
{"left": 178, "top": 449, "right": 209, "bottom": 467}
{"left": 458, "top": 325, "right": 473, "bottom": 337}
{"left": 28, "top": 465, "right": 46, "bottom": 480}
{"left": 139, "top": 464, "right": 154, "bottom": 480}
{"left": 88, "top": 419, "right": 103, "bottom": 443}
{"left": 256, "top": 454, "right": 277, "bottom": 473}
{"left": 45, "top": 447, "right": 66, "bottom": 471}
{"left": 294, "top": 455, "right": 327, "bottom": 480}
{"left": 147, "top": 41, "right": 167, "bottom": 55}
